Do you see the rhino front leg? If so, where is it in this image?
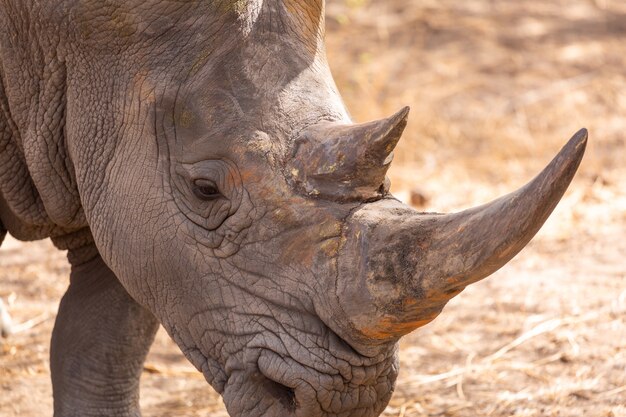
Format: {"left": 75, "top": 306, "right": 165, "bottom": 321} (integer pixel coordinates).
{"left": 51, "top": 249, "right": 159, "bottom": 417}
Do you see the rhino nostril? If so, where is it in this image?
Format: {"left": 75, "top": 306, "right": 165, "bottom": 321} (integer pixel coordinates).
{"left": 256, "top": 352, "right": 301, "bottom": 413}
{"left": 261, "top": 375, "right": 297, "bottom": 412}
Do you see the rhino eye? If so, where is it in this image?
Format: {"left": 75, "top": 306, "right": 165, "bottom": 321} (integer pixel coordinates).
{"left": 192, "top": 179, "right": 221, "bottom": 201}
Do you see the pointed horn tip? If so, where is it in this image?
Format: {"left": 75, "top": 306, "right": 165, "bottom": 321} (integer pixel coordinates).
{"left": 374, "top": 106, "right": 410, "bottom": 129}
{"left": 570, "top": 127, "right": 588, "bottom": 148}
{"left": 556, "top": 127, "right": 588, "bottom": 172}
{"left": 390, "top": 106, "right": 411, "bottom": 123}
{"left": 369, "top": 106, "right": 411, "bottom": 145}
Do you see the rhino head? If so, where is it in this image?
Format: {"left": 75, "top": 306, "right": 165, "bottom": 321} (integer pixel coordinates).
{"left": 68, "top": 1, "right": 586, "bottom": 416}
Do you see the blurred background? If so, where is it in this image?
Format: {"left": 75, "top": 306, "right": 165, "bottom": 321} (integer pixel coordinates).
{"left": 1, "top": 1, "right": 625, "bottom": 416}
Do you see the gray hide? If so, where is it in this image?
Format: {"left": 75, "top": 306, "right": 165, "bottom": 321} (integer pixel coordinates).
{"left": 0, "top": 1, "right": 586, "bottom": 416}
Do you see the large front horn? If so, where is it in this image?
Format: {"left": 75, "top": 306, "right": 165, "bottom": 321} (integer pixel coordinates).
{"left": 334, "top": 128, "right": 587, "bottom": 344}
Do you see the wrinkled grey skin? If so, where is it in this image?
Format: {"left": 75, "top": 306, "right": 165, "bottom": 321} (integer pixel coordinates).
{"left": 0, "top": 1, "right": 586, "bottom": 416}
{"left": 0, "top": 1, "right": 397, "bottom": 416}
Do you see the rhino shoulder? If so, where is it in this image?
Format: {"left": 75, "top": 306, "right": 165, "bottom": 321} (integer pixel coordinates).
{"left": 0, "top": 47, "right": 88, "bottom": 248}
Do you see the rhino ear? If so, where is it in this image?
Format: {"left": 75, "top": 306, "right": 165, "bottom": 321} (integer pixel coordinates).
{"left": 289, "top": 107, "right": 410, "bottom": 201}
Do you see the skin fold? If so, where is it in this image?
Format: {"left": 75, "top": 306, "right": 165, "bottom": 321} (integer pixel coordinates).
{"left": 0, "top": 1, "right": 586, "bottom": 416}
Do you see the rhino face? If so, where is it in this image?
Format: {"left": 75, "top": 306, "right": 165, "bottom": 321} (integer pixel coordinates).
{"left": 142, "top": 52, "right": 401, "bottom": 417}
{"left": 70, "top": 1, "right": 586, "bottom": 416}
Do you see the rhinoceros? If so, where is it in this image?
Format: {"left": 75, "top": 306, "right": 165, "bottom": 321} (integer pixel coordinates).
{"left": 0, "top": 0, "right": 586, "bottom": 416}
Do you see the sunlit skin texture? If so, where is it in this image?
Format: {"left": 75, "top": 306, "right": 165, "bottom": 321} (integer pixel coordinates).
{"left": 0, "top": 1, "right": 586, "bottom": 416}
{"left": 0, "top": 2, "right": 398, "bottom": 416}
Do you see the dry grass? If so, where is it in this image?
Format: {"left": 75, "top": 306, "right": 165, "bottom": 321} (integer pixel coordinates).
{"left": 327, "top": 1, "right": 626, "bottom": 415}
{"left": 1, "top": 0, "right": 625, "bottom": 416}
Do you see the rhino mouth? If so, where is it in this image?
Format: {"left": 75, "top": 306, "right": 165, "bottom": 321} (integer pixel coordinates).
{"left": 218, "top": 341, "right": 399, "bottom": 417}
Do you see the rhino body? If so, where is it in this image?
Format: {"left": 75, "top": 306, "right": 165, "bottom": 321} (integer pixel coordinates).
{"left": 0, "top": 1, "right": 586, "bottom": 416}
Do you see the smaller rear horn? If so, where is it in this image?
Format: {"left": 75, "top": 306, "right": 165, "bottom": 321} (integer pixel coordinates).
{"left": 289, "top": 107, "right": 410, "bottom": 201}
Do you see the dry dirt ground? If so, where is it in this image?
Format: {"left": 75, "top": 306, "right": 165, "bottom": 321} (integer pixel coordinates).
{"left": 1, "top": 0, "right": 625, "bottom": 416}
